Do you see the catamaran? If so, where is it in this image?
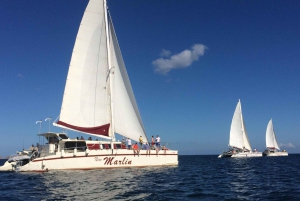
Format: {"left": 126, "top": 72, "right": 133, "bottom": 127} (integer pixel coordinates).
{"left": 218, "top": 100, "right": 262, "bottom": 158}
{"left": 0, "top": 0, "right": 178, "bottom": 172}
{"left": 262, "top": 119, "right": 288, "bottom": 156}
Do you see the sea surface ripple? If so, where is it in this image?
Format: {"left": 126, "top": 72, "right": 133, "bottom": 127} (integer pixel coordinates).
{"left": 1, "top": 155, "right": 300, "bottom": 200}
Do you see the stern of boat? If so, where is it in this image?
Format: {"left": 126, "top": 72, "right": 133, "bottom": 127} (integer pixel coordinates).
{"left": 0, "top": 161, "right": 13, "bottom": 172}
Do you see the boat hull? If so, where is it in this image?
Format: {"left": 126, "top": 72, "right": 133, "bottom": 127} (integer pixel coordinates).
{"left": 218, "top": 151, "right": 233, "bottom": 158}
{"left": 0, "top": 149, "right": 178, "bottom": 172}
{"left": 231, "top": 152, "right": 262, "bottom": 158}
{"left": 218, "top": 154, "right": 232, "bottom": 158}
{"left": 219, "top": 151, "right": 262, "bottom": 158}
{"left": 262, "top": 150, "right": 288, "bottom": 156}
{"left": 0, "top": 161, "right": 14, "bottom": 172}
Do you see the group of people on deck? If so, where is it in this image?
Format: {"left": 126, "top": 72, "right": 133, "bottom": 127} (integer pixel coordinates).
{"left": 30, "top": 144, "right": 39, "bottom": 152}
{"left": 29, "top": 144, "right": 39, "bottom": 158}
{"left": 122, "top": 135, "right": 167, "bottom": 156}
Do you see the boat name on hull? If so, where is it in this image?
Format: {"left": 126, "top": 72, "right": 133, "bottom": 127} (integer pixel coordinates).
{"left": 100, "top": 157, "right": 132, "bottom": 165}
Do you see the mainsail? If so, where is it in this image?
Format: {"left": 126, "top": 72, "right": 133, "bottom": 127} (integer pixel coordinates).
{"left": 55, "top": 0, "right": 148, "bottom": 143}
{"left": 266, "top": 119, "right": 280, "bottom": 150}
{"left": 229, "top": 100, "right": 252, "bottom": 151}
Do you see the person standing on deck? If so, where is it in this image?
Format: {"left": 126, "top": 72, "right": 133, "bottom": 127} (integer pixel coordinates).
{"left": 126, "top": 138, "right": 132, "bottom": 150}
{"left": 139, "top": 136, "right": 143, "bottom": 149}
{"left": 156, "top": 135, "right": 161, "bottom": 148}
{"left": 145, "top": 143, "right": 150, "bottom": 156}
{"left": 29, "top": 144, "right": 34, "bottom": 151}
{"left": 151, "top": 136, "right": 155, "bottom": 149}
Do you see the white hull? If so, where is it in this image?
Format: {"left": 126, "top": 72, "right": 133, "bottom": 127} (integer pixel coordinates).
{"left": 218, "top": 154, "right": 230, "bottom": 158}
{"left": 231, "top": 152, "right": 262, "bottom": 158}
{"left": 263, "top": 150, "right": 288, "bottom": 157}
{"left": 0, "top": 161, "right": 13, "bottom": 171}
{"left": 0, "top": 149, "right": 178, "bottom": 172}
{"left": 218, "top": 150, "right": 233, "bottom": 158}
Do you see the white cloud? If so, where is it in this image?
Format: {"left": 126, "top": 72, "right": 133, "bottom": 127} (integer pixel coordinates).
{"left": 279, "top": 143, "right": 295, "bottom": 148}
{"left": 152, "top": 44, "right": 207, "bottom": 75}
{"left": 160, "top": 49, "right": 171, "bottom": 57}
{"left": 16, "top": 74, "right": 24, "bottom": 78}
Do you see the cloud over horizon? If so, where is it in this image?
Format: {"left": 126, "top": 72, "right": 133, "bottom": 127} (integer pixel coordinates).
{"left": 279, "top": 143, "right": 295, "bottom": 148}
{"left": 152, "top": 44, "right": 207, "bottom": 75}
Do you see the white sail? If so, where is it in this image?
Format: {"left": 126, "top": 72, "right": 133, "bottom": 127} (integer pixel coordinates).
{"left": 229, "top": 100, "right": 252, "bottom": 151}
{"left": 266, "top": 119, "right": 280, "bottom": 150}
{"left": 241, "top": 117, "right": 252, "bottom": 151}
{"left": 229, "top": 100, "right": 244, "bottom": 149}
{"left": 108, "top": 13, "right": 147, "bottom": 142}
{"left": 55, "top": 0, "right": 148, "bottom": 143}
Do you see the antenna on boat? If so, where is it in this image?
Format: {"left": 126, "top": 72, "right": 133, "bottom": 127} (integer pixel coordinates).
{"left": 36, "top": 120, "right": 43, "bottom": 134}
{"left": 36, "top": 120, "right": 42, "bottom": 146}
{"left": 45, "top": 117, "right": 52, "bottom": 132}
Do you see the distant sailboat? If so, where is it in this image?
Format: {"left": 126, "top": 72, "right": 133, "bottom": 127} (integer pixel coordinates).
{"left": 218, "top": 100, "right": 262, "bottom": 158}
{"left": 262, "top": 119, "right": 288, "bottom": 156}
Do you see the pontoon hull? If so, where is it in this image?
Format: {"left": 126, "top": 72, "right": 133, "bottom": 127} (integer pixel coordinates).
{"left": 0, "top": 149, "right": 178, "bottom": 172}
{"left": 0, "top": 161, "right": 14, "bottom": 171}
{"left": 262, "top": 150, "right": 288, "bottom": 156}
{"left": 231, "top": 152, "right": 262, "bottom": 157}
{"left": 218, "top": 151, "right": 233, "bottom": 158}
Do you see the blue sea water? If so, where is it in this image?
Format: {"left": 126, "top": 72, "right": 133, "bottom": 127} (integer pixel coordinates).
{"left": 0, "top": 155, "right": 300, "bottom": 201}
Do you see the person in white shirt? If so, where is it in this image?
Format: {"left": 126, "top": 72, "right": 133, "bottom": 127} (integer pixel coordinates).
{"left": 126, "top": 138, "right": 132, "bottom": 150}
{"left": 156, "top": 135, "right": 161, "bottom": 148}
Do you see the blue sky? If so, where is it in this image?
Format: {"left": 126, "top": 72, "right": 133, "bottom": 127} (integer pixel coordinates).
{"left": 0, "top": 0, "right": 300, "bottom": 157}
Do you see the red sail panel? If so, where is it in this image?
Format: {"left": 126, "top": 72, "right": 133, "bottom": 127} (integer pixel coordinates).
{"left": 57, "top": 121, "right": 110, "bottom": 136}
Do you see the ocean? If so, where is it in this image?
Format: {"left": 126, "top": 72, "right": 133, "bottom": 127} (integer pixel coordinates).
{"left": 0, "top": 155, "right": 300, "bottom": 201}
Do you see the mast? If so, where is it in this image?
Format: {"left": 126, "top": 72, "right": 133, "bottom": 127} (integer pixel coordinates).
{"left": 104, "top": 0, "right": 115, "bottom": 141}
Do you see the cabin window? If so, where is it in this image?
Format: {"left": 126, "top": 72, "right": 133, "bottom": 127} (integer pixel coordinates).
{"left": 47, "top": 136, "right": 59, "bottom": 144}
{"left": 114, "top": 144, "right": 122, "bottom": 149}
{"left": 59, "top": 134, "right": 69, "bottom": 139}
{"left": 65, "top": 141, "right": 86, "bottom": 151}
{"left": 103, "top": 144, "right": 111, "bottom": 149}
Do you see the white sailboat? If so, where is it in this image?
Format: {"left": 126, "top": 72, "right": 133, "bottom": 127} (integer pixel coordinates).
{"left": 218, "top": 100, "right": 262, "bottom": 158}
{"left": 262, "top": 119, "right": 288, "bottom": 156}
{"left": 0, "top": 0, "right": 178, "bottom": 172}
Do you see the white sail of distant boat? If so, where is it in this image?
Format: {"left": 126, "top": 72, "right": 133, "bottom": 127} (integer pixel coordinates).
{"left": 263, "top": 119, "right": 288, "bottom": 156}
{"left": 266, "top": 119, "right": 280, "bottom": 150}
{"left": 53, "top": 0, "right": 147, "bottom": 143}
{"left": 229, "top": 99, "right": 252, "bottom": 151}
{"left": 218, "top": 99, "right": 262, "bottom": 158}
